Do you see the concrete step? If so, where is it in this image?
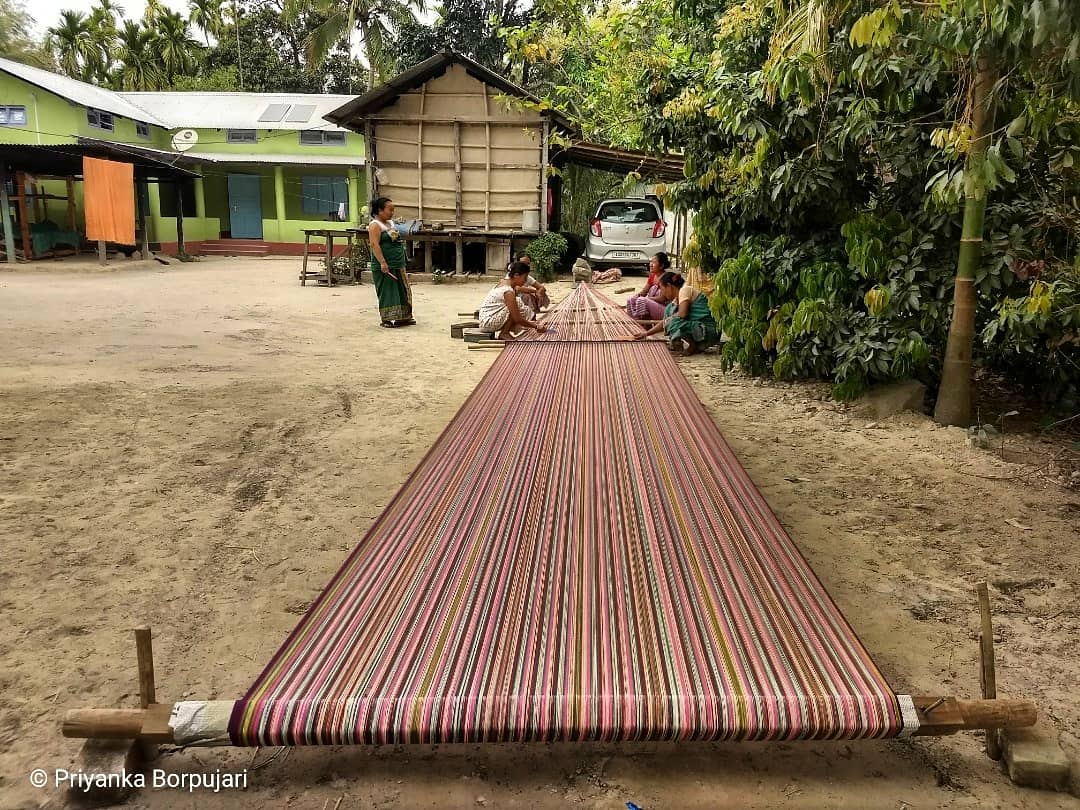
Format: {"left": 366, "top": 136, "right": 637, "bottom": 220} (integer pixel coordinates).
{"left": 199, "top": 240, "right": 270, "bottom": 257}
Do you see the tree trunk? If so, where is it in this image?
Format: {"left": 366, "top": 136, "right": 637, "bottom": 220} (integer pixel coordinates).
{"left": 933, "top": 57, "right": 998, "bottom": 427}
{"left": 359, "top": 18, "right": 376, "bottom": 90}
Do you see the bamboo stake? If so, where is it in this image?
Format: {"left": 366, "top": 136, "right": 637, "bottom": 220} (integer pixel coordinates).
{"left": 134, "top": 626, "right": 156, "bottom": 709}
{"left": 977, "top": 583, "right": 1002, "bottom": 760}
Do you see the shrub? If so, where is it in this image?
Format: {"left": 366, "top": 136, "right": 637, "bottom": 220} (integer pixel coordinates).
{"left": 525, "top": 232, "right": 569, "bottom": 282}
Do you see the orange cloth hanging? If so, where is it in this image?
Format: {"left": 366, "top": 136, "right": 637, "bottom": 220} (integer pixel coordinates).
{"left": 82, "top": 157, "right": 135, "bottom": 245}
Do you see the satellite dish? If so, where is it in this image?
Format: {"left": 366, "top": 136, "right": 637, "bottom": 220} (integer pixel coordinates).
{"left": 171, "top": 129, "right": 199, "bottom": 152}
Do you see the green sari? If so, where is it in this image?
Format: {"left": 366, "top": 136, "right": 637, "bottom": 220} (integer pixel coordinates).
{"left": 665, "top": 289, "right": 719, "bottom": 348}
{"left": 370, "top": 221, "right": 413, "bottom": 323}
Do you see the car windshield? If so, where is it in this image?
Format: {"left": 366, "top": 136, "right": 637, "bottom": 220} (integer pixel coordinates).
{"left": 597, "top": 201, "right": 659, "bottom": 224}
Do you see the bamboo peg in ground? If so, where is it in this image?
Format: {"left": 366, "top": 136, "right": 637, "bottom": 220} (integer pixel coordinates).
{"left": 977, "top": 583, "right": 1003, "bottom": 759}
{"left": 910, "top": 697, "right": 1036, "bottom": 735}
{"left": 134, "top": 626, "right": 155, "bottom": 710}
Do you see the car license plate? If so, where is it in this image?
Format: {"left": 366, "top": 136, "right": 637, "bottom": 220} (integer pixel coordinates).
{"left": 610, "top": 251, "right": 637, "bottom": 258}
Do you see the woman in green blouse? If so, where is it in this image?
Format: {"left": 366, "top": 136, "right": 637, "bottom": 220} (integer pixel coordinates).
{"left": 367, "top": 197, "right": 415, "bottom": 327}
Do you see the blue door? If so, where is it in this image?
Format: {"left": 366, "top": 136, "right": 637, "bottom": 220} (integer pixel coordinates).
{"left": 228, "top": 174, "right": 263, "bottom": 239}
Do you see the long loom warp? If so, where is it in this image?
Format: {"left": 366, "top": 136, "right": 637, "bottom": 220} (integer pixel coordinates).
{"left": 229, "top": 285, "right": 914, "bottom": 745}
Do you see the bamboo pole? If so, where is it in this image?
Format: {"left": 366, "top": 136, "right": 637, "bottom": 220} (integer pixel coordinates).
{"left": 540, "top": 120, "right": 550, "bottom": 233}
{"left": 484, "top": 86, "right": 492, "bottom": 230}
{"left": 453, "top": 121, "right": 463, "bottom": 228}
{"left": 935, "top": 57, "right": 998, "bottom": 426}
{"left": 417, "top": 85, "right": 425, "bottom": 220}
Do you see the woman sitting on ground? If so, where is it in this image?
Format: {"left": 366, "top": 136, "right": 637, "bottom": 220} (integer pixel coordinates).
{"left": 626, "top": 252, "right": 671, "bottom": 323}
{"left": 631, "top": 271, "right": 719, "bottom": 355}
{"left": 510, "top": 253, "right": 550, "bottom": 312}
{"left": 478, "top": 261, "right": 550, "bottom": 339}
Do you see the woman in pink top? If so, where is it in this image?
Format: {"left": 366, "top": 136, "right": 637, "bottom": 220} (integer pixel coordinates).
{"left": 626, "top": 252, "right": 670, "bottom": 322}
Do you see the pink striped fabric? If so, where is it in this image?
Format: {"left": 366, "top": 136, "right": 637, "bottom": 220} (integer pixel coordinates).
{"left": 229, "top": 284, "right": 908, "bottom": 745}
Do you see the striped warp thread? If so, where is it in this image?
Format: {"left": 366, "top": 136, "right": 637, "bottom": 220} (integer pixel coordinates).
{"left": 229, "top": 285, "right": 908, "bottom": 745}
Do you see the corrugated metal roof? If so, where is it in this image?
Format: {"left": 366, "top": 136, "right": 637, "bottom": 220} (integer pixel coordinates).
{"left": 182, "top": 151, "right": 363, "bottom": 166}
{"left": 118, "top": 92, "right": 355, "bottom": 131}
{"left": 0, "top": 138, "right": 200, "bottom": 179}
{"left": 0, "top": 57, "right": 165, "bottom": 125}
{"left": 554, "top": 140, "right": 685, "bottom": 183}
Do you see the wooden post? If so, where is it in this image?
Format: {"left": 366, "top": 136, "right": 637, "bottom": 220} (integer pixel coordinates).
{"left": 483, "top": 87, "right": 492, "bottom": 229}
{"left": 65, "top": 176, "right": 76, "bottom": 229}
{"left": 97, "top": 240, "right": 106, "bottom": 266}
{"left": 417, "top": 85, "right": 425, "bottom": 220}
{"left": 453, "top": 121, "right": 463, "bottom": 227}
{"left": 326, "top": 232, "right": 334, "bottom": 286}
{"left": 0, "top": 165, "right": 15, "bottom": 263}
{"left": 424, "top": 239, "right": 432, "bottom": 274}
{"left": 174, "top": 182, "right": 186, "bottom": 257}
{"left": 16, "top": 171, "right": 32, "bottom": 260}
{"left": 301, "top": 231, "right": 310, "bottom": 286}
{"left": 455, "top": 235, "right": 463, "bottom": 276}
{"left": 138, "top": 180, "right": 150, "bottom": 259}
{"left": 977, "top": 583, "right": 1002, "bottom": 760}
{"left": 911, "top": 697, "right": 1036, "bottom": 736}
{"left": 540, "top": 119, "right": 550, "bottom": 233}
{"left": 364, "top": 121, "right": 375, "bottom": 204}
{"left": 134, "top": 626, "right": 155, "bottom": 709}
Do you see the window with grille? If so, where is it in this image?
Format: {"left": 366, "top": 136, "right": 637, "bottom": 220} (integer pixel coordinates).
{"left": 227, "top": 129, "right": 257, "bottom": 144}
{"left": 300, "top": 130, "right": 347, "bottom": 146}
{"left": 87, "top": 108, "right": 114, "bottom": 131}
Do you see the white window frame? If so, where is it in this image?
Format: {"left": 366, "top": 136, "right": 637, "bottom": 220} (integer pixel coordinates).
{"left": 227, "top": 129, "right": 257, "bottom": 144}
{"left": 0, "top": 106, "right": 28, "bottom": 127}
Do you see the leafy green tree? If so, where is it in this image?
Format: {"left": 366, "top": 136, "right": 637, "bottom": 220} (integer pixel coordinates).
{"left": 391, "top": 0, "right": 530, "bottom": 73}
{"left": 152, "top": 10, "right": 203, "bottom": 84}
{"left": 189, "top": 0, "right": 226, "bottom": 46}
{"left": 283, "top": 0, "right": 426, "bottom": 89}
{"left": 504, "top": 0, "right": 674, "bottom": 149}
{"left": 115, "top": 19, "right": 163, "bottom": 89}
{"left": 587, "top": 0, "right": 1080, "bottom": 407}
{"left": 200, "top": 0, "right": 363, "bottom": 92}
{"left": 0, "top": 0, "right": 53, "bottom": 68}
{"left": 48, "top": 10, "right": 103, "bottom": 81}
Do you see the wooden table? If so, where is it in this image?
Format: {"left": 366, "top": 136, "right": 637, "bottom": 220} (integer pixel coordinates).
{"left": 300, "top": 228, "right": 361, "bottom": 286}
{"left": 347, "top": 227, "right": 532, "bottom": 275}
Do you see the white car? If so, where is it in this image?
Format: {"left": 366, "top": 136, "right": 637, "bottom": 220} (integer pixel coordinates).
{"left": 585, "top": 197, "right": 667, "bottom": 270}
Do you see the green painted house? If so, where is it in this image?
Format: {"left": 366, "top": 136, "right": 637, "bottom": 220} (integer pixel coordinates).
{"left": 0, "top": 56, "right": 365, "bottom": 257}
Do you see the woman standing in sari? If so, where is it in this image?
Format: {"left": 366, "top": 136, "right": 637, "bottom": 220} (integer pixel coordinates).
{"left": 367, "top": 197, "right": 415, "bottom": 328}
{"left": 631, "top": 271, "right": 719, "bottom": 355}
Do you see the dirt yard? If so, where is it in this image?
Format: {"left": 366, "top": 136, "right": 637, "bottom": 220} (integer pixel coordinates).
{"left": 0, "top": 258, "right": 1076, "bottom": 810}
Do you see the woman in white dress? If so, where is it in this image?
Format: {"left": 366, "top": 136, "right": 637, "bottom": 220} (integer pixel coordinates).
{"left": 478, "top": 262, "right": 550, "bottom": 339}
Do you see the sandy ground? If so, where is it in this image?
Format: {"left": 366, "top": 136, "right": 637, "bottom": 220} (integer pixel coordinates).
{"left": 0, "top": 258, "right": 1077, "bottom": 810}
